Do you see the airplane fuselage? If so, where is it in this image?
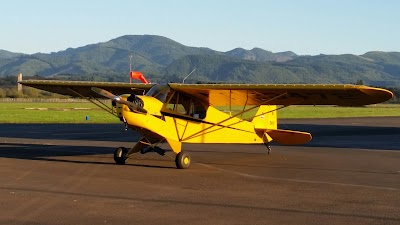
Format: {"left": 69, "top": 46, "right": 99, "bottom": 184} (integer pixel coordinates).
{"left": 117, "top": 94, "right": 277, "bottom": 154}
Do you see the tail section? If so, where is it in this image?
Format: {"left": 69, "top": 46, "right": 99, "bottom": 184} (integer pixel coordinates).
{"left": 252, "top": 105, "right": 312, "bottom": 145}
{"left": 265, "top": 129, "right": 312, "bottom": 145}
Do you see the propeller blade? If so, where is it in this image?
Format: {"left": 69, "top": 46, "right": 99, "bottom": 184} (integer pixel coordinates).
{"left": 91, "top": 87, "right": 119, "bottom": 100}
{"left": 91, "top": 87, "right": 147, "bottom": 113}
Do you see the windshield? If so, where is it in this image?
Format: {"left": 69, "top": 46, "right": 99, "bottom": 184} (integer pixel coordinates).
{"left": 145, "top": 84, "right": 170, "bottom": 103}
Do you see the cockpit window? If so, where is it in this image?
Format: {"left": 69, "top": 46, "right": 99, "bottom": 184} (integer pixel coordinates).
{"left": 146, "top": 84, "right": 170, "bottom": 103}
{"left": 166, "top": 92, "right": 207, "bottom": 119}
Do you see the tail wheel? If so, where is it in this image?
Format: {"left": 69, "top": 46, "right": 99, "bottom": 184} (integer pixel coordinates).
{"left": 264, "top": 142, "right": 272, "bottom": 154}
{"left": 114, "top": 147, "right": 129, "bottom": 165}
{"left": 175, "top": 152, "right": 191, "bottom": 169}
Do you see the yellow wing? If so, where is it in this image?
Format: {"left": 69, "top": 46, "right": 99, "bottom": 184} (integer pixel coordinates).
{"left": 169, "top": 83, "right": 393, "bottom": 106}
{"left": 20, "top": 80, "right": 393, "bottom": 106}
{"left": 19, "top": 80, "right": 154, "bottom": 98}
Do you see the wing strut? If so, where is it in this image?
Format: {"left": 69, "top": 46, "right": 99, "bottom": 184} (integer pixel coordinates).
{"left": 67, "top": 88, "right": 118, "bottom": 118}
{"left": 181, "top": 92, "right": 289, "bottom": 142}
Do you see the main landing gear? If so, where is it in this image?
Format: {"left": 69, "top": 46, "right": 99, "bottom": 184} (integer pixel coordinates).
{"left": 175, "top": 152, "right": 191, "bottom": 169}
{"left": 114, "top": 147, "right": 129, "bottom": 165}
{"left": 113, "top": 146, "right": 191, "bottom": 169}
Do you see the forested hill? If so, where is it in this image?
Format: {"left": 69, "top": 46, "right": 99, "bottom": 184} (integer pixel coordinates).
{"left": 0, "top": 35, "right": 400, "bottom": 86}
{"left": 164, "top": 53, "right": 400, "bottom": 86}
{"left": 0, "top": 50, "right": 24, "bottom": 59}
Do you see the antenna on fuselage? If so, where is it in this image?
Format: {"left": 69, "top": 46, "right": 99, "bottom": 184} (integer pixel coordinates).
{"left": 182, "top": 68, "right": 196, "bottom": 84}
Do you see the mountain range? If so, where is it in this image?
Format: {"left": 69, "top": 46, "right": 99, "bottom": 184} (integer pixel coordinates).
{"left": 1, "top": 35, "right": 400, "bottom": 86}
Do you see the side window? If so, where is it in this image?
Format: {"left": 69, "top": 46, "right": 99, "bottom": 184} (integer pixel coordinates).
{"left": 166, "top": 92, "right": 207, "bottom": 119}
{"left": 165, "top": 93, "right": 189, "bottom": 114}
{"left": 188, "top": 98, "right": 207, "bottom": 119}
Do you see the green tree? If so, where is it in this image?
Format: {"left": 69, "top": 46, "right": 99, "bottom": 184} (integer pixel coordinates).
{"left": 0, "top": 88, "right": 6, "bottom": 97}
{"left": 23, "top": 87, "right": 41, "bottom": 98}
{"left": 5, "top": 87, "right": 23, "bottom": 98}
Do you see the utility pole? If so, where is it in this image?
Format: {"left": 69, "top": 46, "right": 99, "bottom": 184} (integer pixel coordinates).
{"left": 129, "top": 53, "right": 133, "bottom": 83}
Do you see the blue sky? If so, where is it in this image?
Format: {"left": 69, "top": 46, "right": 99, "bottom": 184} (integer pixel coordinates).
{"left": 2, "top": 0, "right": 399, "bottom": 55}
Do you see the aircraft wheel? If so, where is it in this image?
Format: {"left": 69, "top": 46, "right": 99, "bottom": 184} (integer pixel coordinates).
{"left": 175, "top": 152, "right": 191, "bottom": 169}
{"left": 114, "top": 147, "right": 128, "bottom": 165}
{"left": 266, "top": 145, "right": 271, "bottom": 154}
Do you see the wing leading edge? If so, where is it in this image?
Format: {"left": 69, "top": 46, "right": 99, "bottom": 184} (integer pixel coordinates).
{"left": 169, "top": 83, "right": 393, "bottom": 106}
{"left": 19, "top": 80, "right": 154, "bottom": 98}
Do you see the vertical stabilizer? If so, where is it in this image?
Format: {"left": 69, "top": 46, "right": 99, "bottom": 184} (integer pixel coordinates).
{"left": 252, "top": 105, "right": 277, "bottom": 130}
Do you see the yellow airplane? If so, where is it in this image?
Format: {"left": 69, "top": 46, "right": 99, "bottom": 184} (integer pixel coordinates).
{"left": 19, "top": 80, "right": 393, "bottom": 169}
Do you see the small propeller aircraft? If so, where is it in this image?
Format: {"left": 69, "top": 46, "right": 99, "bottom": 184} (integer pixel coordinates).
{"left": 19, "top": 76, "right": 393, "bottom": 169}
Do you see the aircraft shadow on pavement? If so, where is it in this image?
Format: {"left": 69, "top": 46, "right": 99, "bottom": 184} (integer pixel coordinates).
{"left": 0, "top": 142, "right": 174, "bottom": 169}
{"left": 0, "top": 124, "right": 141, "bottom": 142}
{"left": 1, "top": 123, "right": 399, "bottom": 168}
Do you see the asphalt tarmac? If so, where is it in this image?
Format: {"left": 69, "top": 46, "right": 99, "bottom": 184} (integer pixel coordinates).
{"left": 0, "top": 117, "right": 399, "bottom": 225}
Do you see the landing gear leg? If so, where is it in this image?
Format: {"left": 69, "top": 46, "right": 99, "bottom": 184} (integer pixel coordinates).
{"left": 175, "top": 151, "right": 191, "bottom": 169}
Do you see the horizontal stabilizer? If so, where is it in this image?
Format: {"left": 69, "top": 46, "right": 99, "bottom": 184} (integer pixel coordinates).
{"left": 265, "top": 129, "right": 312, "bottom": 145}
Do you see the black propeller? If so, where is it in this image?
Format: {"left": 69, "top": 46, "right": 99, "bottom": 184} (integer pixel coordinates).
{"left": 91, "top": 87, "right": 147, "bottom": 113}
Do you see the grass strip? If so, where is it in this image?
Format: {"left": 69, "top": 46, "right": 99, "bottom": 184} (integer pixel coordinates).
{"left": 1, "top": 102, "right": 399, "bottom": 123}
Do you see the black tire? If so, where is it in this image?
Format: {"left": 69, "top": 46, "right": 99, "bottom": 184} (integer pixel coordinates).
{"left": 175, "top": 152, "right": 191, "bottom": 169}
{"left": 114, "top": 147, "right": 128, "bottom": 165}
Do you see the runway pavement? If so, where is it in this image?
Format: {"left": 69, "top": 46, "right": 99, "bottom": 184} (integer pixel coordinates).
{"left": 0, "top": 117, "right": 399, "bottom": 225}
